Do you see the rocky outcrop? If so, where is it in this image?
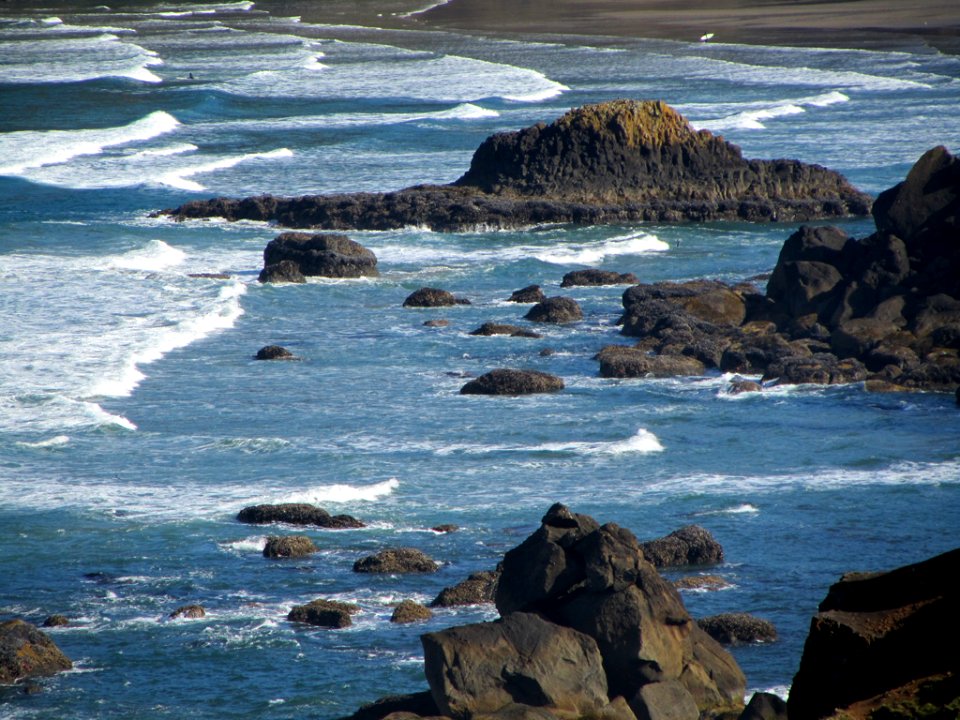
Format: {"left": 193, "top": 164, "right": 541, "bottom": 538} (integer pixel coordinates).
{"left": 470, "top": 322, "right": 542, "bottom": 338}
{"left": 164, "top": 101, "right": 869, "bottom": 232}
{"left": 263, "top": 535, "right": 317, "bottom": 558}
{"left": 262, "top": 232, "right": 378, "bottom": 278}
{"left": 604, "top": 146, "right": 960, "bottom": 393}
{"left": 254, "top": 345, "right": 294, "bottom": 360}
{"left": 237, "top": 503, "right": 364, "bottom": 529}
{"left": 391, "top": 600, "right": 433, "bottom": 624}
{"left": 169, "top": 604, "right": 206, "bottom": 619}
{"left": 287, "top": 599, "right": 359, "bottom": 628}
{"left": 696, "top": 613, "right": 777, "bottom": 645}
{"left": 524, "top": 297, "right": 583, "bottom": 324}
{"left": 0, "top": 619, "right": 72, "bottom": 684}
{"left": 403, "top": 287, "right": 469, "bottom": 307}
{"left": 353, "top": 548, "right": 438, "bottom": 574}
{"left": 508, "top": 285, "right": 547, "bottom": 303}
{"left": 430, "top": 568, "right": 501, "bottom": 608}
{"left": 596, "top": 346, "right": 706, "bottom": 379}
{"left": 460, "top": 369, "right": 565, "bottom": 395}
{"left": 561, "top": 269, "right": 639, "bottom": 287}
{"left": 639, "top": 525, "right": 725, "bottom": 568}
{"left": 788, "top": 547, "right": 960, "bottom": 720}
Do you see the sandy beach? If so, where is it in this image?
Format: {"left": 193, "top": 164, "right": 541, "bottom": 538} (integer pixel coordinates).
{"left": 258, "top": 0, "right": 960, "bottom": 54}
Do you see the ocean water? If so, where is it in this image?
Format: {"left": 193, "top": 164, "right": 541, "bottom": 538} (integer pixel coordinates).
{"left": 1, "top": 3, "right": 959, "bottom": 718}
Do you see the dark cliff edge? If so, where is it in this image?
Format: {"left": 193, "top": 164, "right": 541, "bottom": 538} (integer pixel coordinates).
{"left": 162, "top": 100, "right": 871, "bottom": 231}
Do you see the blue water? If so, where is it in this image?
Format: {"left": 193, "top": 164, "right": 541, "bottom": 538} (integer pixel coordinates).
{"left": 1, "top": 3, "right": 960, "bottom": 718}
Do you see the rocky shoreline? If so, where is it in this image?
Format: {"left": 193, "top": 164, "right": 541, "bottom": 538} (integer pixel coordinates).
{"left": 163, "top": 100, "right": 871, "bottom": 232}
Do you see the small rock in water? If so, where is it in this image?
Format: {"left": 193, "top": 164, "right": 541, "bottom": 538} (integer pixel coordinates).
{"left": 524, "top": 296, "right": 583, "bottom": 324}
{"left": 423, "top": 319, "right": 450, "bottom": 327}
{"left": 263, "top": 535, "right": 317, "bottom": 558}
{"left": 255, "top": 345, "right": 295, "bottom": 360}
{"left": 507, "top": 285, "right": 546, "bottom": 303}
{"left": 431, "top": 524, "right": 458, "bottom": 533}
{"left": 169, "top": 604, "right": 206, "bottom": 619}
{"left": 697, "top": 613, "right": 778, "bottom": 645}
{"left": 560, "top": 269, "right": 638, "bottom": 287}
{"left": 640, "top": 525, "right": 724, "bottom": 567}
{"left": 390, "top": 600, "right": 432, "bottom": 624}
{"left": 42, "top": 615, "right": 69, "bottom": 628}
{"left": 353, "top": 548, "right": 438, "bottom": 574}
{"left": 403, "top": 287, "right": 468, "bottom": 307}
{"left": 460, "top": 369, "right": 564, "bottom": 395}
{"left": 287, "top": 599, "right": 359, "bottom": 628}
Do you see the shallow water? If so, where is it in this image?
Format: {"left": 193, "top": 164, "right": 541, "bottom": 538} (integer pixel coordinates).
{"left": 1, "top": 3, "right": 959, "bottom": 718}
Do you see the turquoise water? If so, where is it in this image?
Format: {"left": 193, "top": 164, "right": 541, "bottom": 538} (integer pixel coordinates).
{"left": 1, "top": 3, "right": 959, "bottom": 718}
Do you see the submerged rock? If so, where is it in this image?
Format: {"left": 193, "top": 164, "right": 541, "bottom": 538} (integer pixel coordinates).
{"left": 469, "top": 322, "right": 542, "bottom": 338}
{"left": 41, "top": 615, "right": 68, "bottom": 628}
{"left": 460, "top": 369, "right": 564, "bottom": 395}
{"left": 0, "top": 619, "right": 72, "bottom": 684}
{"left": 164, "top": 100, "right": 869, "bottom": 231}
{"left": 169, "top": 604, "right": 206, "bottom": 619}
{"left": 237, "top": 503, "right": 364, "bottom": 529}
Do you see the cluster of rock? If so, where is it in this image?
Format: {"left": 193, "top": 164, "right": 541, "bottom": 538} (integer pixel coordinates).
{"left": 596, "top": 146, "right": 960, "bottom": 393}
{"left": 164, "top": 100, "right": 870, "bottom": 232}
{"left": 344, "top": 505, "right": 748, "bottom": 720}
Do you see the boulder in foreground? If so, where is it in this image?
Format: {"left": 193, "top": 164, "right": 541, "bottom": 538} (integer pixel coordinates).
{"left": 0, "top": 619, "right": 72, "bottom": 684}
{"left": 788, "top": 546, "right": 960, "bottom": 720}
{"left": 460, "top": 369, "right": 564, "bottom": 395}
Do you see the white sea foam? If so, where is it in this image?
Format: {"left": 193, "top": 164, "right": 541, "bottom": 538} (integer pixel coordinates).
{"left": 15, "top": 435, "right": 71, "bottom": 449}
{"left": 398, "top": 0, "right": 453, "bottom": 18}
{"left": 127, "top": 143, "right": 198, "bottom": 159}
{"left": 219, "top": 536, "right": 269, "bottom": 554}
{"left": 107, "top": 239, "right": 186, "bottom": 272}
{"left": 277, "top": 478, "right": 400, "bottom": 505}
{"left": 432, "top": 428, "right": 664, "bottom": 456}
{"left": 688, "top": 91, "right": 850, "bottom": 131}
{"left": 0, "top": 111, "right": 180, "bottom": 176}
{"left": 156, "top": 147, "right": 293, "bottom": 191}
{"left": 0, "top": 30, "right": 164, "bottom": 85}
{"left": 694, "top": 503, "right": 760, "bottom": 516}
{"left": 532, "top": 231, "right": 669, "bottom": 265}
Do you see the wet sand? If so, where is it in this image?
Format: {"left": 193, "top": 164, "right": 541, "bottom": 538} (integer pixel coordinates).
{"left": 258, "top": 0, "right": 960, "bottom": 54}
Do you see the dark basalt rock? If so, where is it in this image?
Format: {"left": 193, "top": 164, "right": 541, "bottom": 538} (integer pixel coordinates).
{"left": 423, "top": 319, "right": 450, "bottom": 328}
{"left": 508, "top": 285, "right": 547, "bottom": 303}
{"left": 163, "top": 100, "right": 869, "bottom": 231}
{"left": 739, "top": 692, "right": 788, "bottom": 720}
{"left": 352, "top": 548, "right": 437, "bottom": 574}
{"left": 728, "top": 378, "right": 763, "bottom": 394}
{"left": 263, "top": 232, "right": 378, "bottom": 278}
{"left": 254, "top": 345, "right": 294, "bottom": 360}
{"left": 470, "top": 322, "right": 542, "bottom": 338}
{"left": 430, "top": 523, "right": 458, "bottom": 533}
{"left": 169, "top": 604, "right": 206, "bottom": 619}
{"left": 460, "top": 369, "right": 564, "bottom": 395}
{"left": 258, "top": 259, "right": 305, "bottom": 284}
{"left": 697, "top": 613, "right": 778, "bottom": 645}
{"left": 263, "top": 535, "right": 317, "bottom": 558}
{"left": 337, "top": 691, "right": 440, "bottom": 720}
{"left": 390, "top": 600, "right": 432, "bottom": 624}
{"left": 237, "top": 503, "right": 364, "bottom": 529}
{"left": 403, "top": 287, "right": 469, "bottom": 307}
{"left": 41, "top": 615, "right": 68, "bottom": 628}
{"left": 287, "top": 598, "right": 359, "bottom": 628}
{"left": 0, "top": 619, "right": 72, "bottom": 683}
{"left": 640, "top": 525, "right": 724, "bottom": 568}
{"left": 430, "top": 568, "right": 501, "bottom": 607}
{"left": 561, "top": 269, "right": 639, "bottom": 287}
{"left": 524, "top": 296, "right": 583, "bottom": 324}
{"left": 788, "top": 547, "right": 960, "bottom": 720}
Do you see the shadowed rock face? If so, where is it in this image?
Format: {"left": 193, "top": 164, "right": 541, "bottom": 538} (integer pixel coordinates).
{"left": 163, "top": 100, "right": 870, "bottom": 231}
{"left": 788, "top": 547, "right": 960, "bottom": 720}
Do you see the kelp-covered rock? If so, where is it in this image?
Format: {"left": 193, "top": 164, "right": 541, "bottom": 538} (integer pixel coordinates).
{"left": 263, "top": 534, "right": 318, "bottom": 558}
{"left": 164, "top": 100, "right": 869, "bottom": 231}
{"left": 353, "top": 548, "right": 438, "bottom": 573}
{"left": 390, "top": 600, "right": 432, "bottom": 624}
{"left": 561, "top": 269, "right": 639, "bottom": 287}
{"left": 287, "top": 599, "right": 360, "bottom": 628}
{"left": 169, "top": 604, "right": 206, "bottom": 619}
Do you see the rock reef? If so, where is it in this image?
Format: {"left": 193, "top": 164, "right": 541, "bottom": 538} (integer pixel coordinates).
{"left": 163, "top": 100, "right": 870, "bottom": 231}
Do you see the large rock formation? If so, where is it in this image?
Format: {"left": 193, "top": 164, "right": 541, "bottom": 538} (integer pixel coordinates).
{"left": 788, "top": 547, "right": 960, "bottom": 720}
{"left": 163, "top": 100, "right": 869, "bottom": 231}
{"left": 341, "top": 505, "right": 745, "bottom": 720}
{"left": 0, "top": 619, "right": 72, "bottom": 684}
{"left": 603, "top": 146, "right": 960, "bottom": 393}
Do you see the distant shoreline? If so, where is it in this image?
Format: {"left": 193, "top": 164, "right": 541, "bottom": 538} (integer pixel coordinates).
{"left": 256, "top": 0, "right": 960, "bottom": 55}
